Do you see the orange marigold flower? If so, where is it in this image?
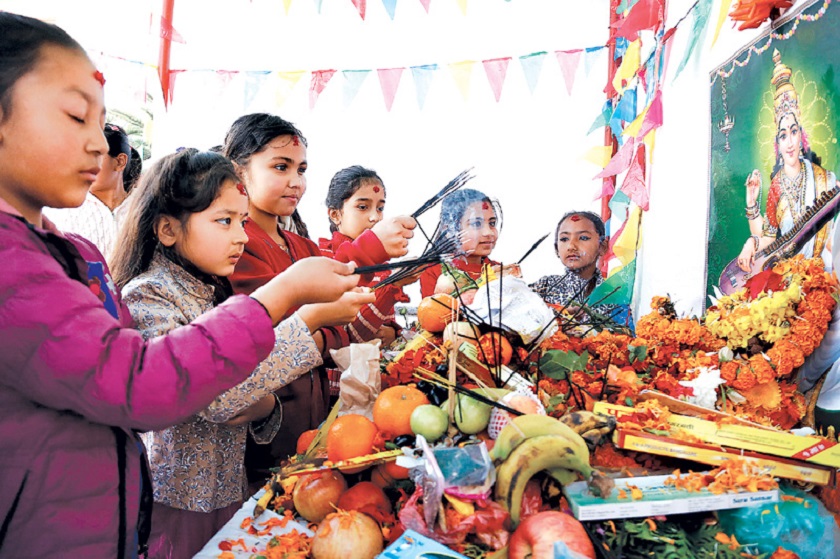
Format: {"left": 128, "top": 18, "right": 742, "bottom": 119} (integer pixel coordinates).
{"left": 720, "top": 361, "right": 739, "bottom": 383}
{"left": 731, "top": 367, "right": 757, "bottom": 391}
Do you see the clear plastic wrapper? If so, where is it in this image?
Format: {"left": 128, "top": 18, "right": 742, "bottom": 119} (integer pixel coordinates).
{"left": 467, "top": 276, "right": 558, "bottom": 345}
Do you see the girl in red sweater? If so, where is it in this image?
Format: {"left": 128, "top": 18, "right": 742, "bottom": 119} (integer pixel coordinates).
{"left": 223, "top": 114, "right": 415, "bottom": 478}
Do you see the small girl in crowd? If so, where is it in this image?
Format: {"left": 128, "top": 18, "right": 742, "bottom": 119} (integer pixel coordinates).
{"left": 44, "top": 122, "right": 132, "bottom": 259}
{"left": 111, "top": 149, "right": 371, "bottom": 559}
{"left": 531, "top": 210, "right": 631, "bottom": 328}
{"left": 419, "top": 188, "right": 501, "bottom": 298}
{"left": 223, "top": 114, "right": 416, "bottom": 478}
{"left": 320, "top": 165, "right": 418, "bottom": 347}
{"left": 0, "top": 13, "right": 361, "bottom": 558}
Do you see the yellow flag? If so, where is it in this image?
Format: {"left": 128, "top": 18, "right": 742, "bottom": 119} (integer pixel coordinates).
{"left": 275, "top": 70, "right": 304, "bottom": 107}
{"left": 455, "top": 0, "right": 468, "bottom": 15}
{"left": 612, "top": 39, "right": 641, "bottom": 94}
{"left": 583, "top": 145, "right": 613, "bottom": 168}
{"left": 623, "top": 103, "right": 649, "bottom": 138}
{"left": 613, "top": 206, "right": 643, "bottom": 265}
{"left": 712, "top": 0, "right": 735, "bottom": 47}
{"left": 283, "top": 0, "right": 293, "bottom": 14}
{"left": 449, "top": 61, "right": 475, "bottom": 102}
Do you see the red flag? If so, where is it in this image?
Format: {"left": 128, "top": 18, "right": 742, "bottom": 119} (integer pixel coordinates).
{"left": 159, "top": 16, "right": 185, "bottom": 43}
{"left": 619, "top": 143, "right": 649, "bottom": 210}
{"left": 482, "top": 57, "right": 510, "bottom": 102}
{"left": 555, "top": 50, "right": 582, "bottom": 95}
{"left": 309, "top": 69, "right": 336, "bottom": 109}
{"left": 611, "top": 0, "right": 665, "bottom": 40}
{"left": 595, "top": 137, "right": 635, "bottom": 179}
{"left": 351, "top": 0, "right": 367, "bottom": 19}
{"left": 160, "top": 69, "right": 184, "bottom": 109}
{"left": 377, "top": 67, "right": 404, "bottom": 111}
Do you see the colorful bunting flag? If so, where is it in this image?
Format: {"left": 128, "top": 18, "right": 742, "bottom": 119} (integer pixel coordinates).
{"left": 351, "top": 0, "right": 366, "bottom": 19}
{"left": 418, "top": 0, "right": 431, "bottom": 13}
{"left": 611, "top": 0, "right": 665, "bottom": 40}
{"left": 673, "top": 0, "right": 712, "bottom": 81}
{"left": 583, "top": 46, "right": 605, "bottom": 77}
{"left": 587, "top": 259, "right": 636, "bottom": 306}
{"left": 342, "top": 69, "right": 370, "bottom": 107}
{"left": 275, "top": 70, "right": 305, "bottom": 107}
{"left": 712, "top": 0, "right": 735, "bottom": 46}
{"left": 555, "top": 49, "right": 582, "bottom": 95}
{"left": 616, "top": 0, "right": 642, "bottom": 15}
{"left": 612, "top": 206, "right": 643, "bottom": 265}
{"left": 595, "top": 136, "right": 635, "bottom": 179}
{"left": 313, "top": 0, "right": 324, "bottom": 13}
{"left": 635, "top": 89, "right": 662, "bottom": 139}
{"left": 611, "top": 39, "right": 641, "bottom": 94}
{"left": 610, "top": 88, "right": 637, "bottom": 138}
{"left": 455, "top": 0, "right": 468, "bottom": 15}
{"left": 382, "top": 0, "right": 397, "bottom": 19}
{"left": 588, "top": 100, "right": 613, "bottom": 135}
{"left": 482, "top": 57, "right": 510, "bottom": 102}
{"left": 595, "top": 176, "right": 616, "bottom": 202}
{"left": 608, "top": 190, "right": 631, "bottom": 223}
{"left": 159, "top": 16, "right": 185, "bottom": 43}
{"left": 519, "top": 52, "right": 546, "bottom": 95}
{"left": 378, "top": 67, "right": 404, "bottom": 111}
{"left": 583, "top": 145, "right": 614, "bottom": 169}
{"left": 449, "top": 61, "right": 474, "bottom": 102}
{"left": 309, "top": 69, "right": 336, "bottom": 109}
{"left": 244, "top": 71, "right": 270, "bottom": 110}
{"left": 283, "top": 0, "right": 293, "bottom": 15}
{"left": 161, "top": 69, "right": 184, "bottom": 108}
{"left": 619, "top": 143, "right": 649, "bottom": 210}
{"left": 410, "top": 64, "right": 437, "bottom": 110}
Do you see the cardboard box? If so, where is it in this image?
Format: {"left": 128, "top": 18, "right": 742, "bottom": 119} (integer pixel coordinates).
{"left": 563, "top": 473, "right": 779, "bottom": 521}
{"left": 612, "top": 429, "right": 835, "bottom": 485}
{"left": 594, "top": 401, "right": 840, "bottom": 469}
{"left": 379, "top": 529, "right": 468, "bottom": 559}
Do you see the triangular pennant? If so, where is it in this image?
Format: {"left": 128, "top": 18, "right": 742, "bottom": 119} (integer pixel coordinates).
{"left": 309, "top": 69, "right": 336, "bottom": 109}
{"left": 611, "top": 39, "right": 641, "bottom": 94}
{"left": 673, "top": 0, "right": 712, "bottom": 81}
{"left": 216, "top": 70, "right": 238, "bottom": 88}
{"left": 612, "top": 206, "right": 643, "bottom": 265}
{"left": 419, "top": 0, "right": 431, "bottom": 12}
{"left": 608, "top": 190, "right": 632, "bottom": 222}
{"left": 583, "top": 46, "right": 605, "bottom": 77}
{"left": 342, "top": 69, "right": 370, "bottom": 107}
{"left": 588, "top": 100, "right": 613, "bottom": 135}
{"left": 636, "top": 89, "right": 662, "bottom": 139}
{"left": 275, "top": 70, "right": 305, "bottom": 107}
{"left": 555, "top": 50, "right": 582, "bottom": 95}
{"left": 619, "top": 143, "right": 649, "bottom": 211}
{"left": 410, "top": 64, "right": 437, "bottom": 110}
{"left": 381, "top": 0, "right": 397, "bottom": 19}
{"left": 351, "top": 0, "right": 367, "bottom": 19}
{"left": 283, "top": 0, "right": 293, "bottom": 14}
{"left": 448, "top": 61, "right": 474, "bottom": 102}
{"left": 595, "top": 176, "right": 616, "bottom": 201}
{"left": 588, "top": 258, "right": 636, "bottom": 306}
{"left": 595, "top": 136, "right": 635, "bottom": 179}
{"left": 482, "top": 57, "right": 510, "bottom": 102}
{"left": 161, "top": 69, "right": 184, "bottom": 109}
{"left": 377, "top": 67, "right": 404, "bottom": 111}
{"left": 614, "top": 37, "right": 629, "bottom": 60}
{"left": 712, "top": 0, "right": 734, "bottom": 46}
{"left": 313, "top": 0, "right": 324, "bottom": 13}
{"left": 583, "top": 145, "right": 614, "bottom": 169}
{"left": 519, "top": 52, "right": 546, "bottom": 95}
{"left": 622, "top": 100, "right": 648, "bottom": 138}
{"left": 616, "top": 0, "right": 642, "bottom": 15}
{"left": 610, "top": 88, "right": 637, "bottom": 137}
{"left": 611, "top": 0, "right": 665, "bottom": 40}
{"left": 455, "top": 0, "right": 467, "bottom": 15}
{"left": 244, "top": 71, "right": 271, "bottom": 110}
{"left": 159, "top": 16, "right": 185, "bottom": 43}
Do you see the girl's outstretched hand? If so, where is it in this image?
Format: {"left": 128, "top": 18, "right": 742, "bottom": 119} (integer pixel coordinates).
{"left": 251, "top": 257, "right": 361, "bottom": 324}
{"left": 297, "top": 288, "right": 377, "bottom": 331}
{"left": 372, "top": 215, "right": 416, "bottom": 257}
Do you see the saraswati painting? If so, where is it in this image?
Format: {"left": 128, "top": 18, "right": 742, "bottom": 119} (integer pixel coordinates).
{"left": 706, "top": 0, "right": 840, "bottom": 302}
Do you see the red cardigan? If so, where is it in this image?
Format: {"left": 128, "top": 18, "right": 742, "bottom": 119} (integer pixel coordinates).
{"left": 319, "top": 230, "right": 409, "bottom": 342}
{"left": 419, "top": 257, "right": 500, "bottom": 298}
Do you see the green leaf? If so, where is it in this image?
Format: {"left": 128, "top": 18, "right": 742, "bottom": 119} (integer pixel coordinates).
{"left": 628, "top": 343, "right": 648, "bottom": 364}
{"left": 539, "top": 349, "right": 589, "bottom": 380}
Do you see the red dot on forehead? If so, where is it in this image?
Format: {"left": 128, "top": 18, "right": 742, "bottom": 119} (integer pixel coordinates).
{"left": 570, "top": 215, "right": 581, "bottom": 222}
{"left": 93, "top": 70, "right": 106, "bottom": 87}
{"left": 291, "top": 135, "right": 300, "bottom": 146}
{"left": 482, "top": 202, "right": 490, "bottom": 210}
{"left": 236, "top": 183, "right": 248, "bottom": 196}
{"left": 373, "top": 185, "right": 380, "bottom": 193}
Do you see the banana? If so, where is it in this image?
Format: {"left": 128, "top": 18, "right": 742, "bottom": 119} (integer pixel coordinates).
{"left": 252, "top": 485, "right": 274, "bottom": 518}
{"left": 558, "top": 410, "right": 616, "bottom": 435}
{"left": 494, "top": 434, "right": 614, "bottom": 527}
{"left": 489, "top": 414, "right": 585, "bottom": 462}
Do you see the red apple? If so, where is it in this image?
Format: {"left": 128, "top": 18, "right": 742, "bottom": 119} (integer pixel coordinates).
{"left": 508, "top": 511, "right": 595, "bottom": 559}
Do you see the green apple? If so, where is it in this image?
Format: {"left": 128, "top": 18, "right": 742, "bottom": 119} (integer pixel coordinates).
{"left": 410, "top": 404, "right": 450, "bottom": 442}
{"left": 440, "top": 394, "right": 492, "bottom": 435}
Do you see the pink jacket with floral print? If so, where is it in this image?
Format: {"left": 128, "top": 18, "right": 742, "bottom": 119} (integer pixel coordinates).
{"left": 0, "top": 202, "right": 275, "bottom": 559}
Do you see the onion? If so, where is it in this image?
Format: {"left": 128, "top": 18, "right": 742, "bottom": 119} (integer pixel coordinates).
{"left": 311, "top": 510, "right": 384, "bottom": 559}
{"left": 292, "top": 470, "right": 347, "bottom": 523}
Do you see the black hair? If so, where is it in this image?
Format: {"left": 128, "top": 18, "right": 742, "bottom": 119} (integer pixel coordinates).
{"left": 554, "top": 211, "right": 606, "bottom": 254}
{"left": 111, "top": 149, "right": 239, "bottom": 295}
{"left": 325, "top": 165, "right": 385, "bottom": 233}
{"left": 223, "top": 113, "right": 310, "bottom": 238}
{"left": 124, "top": 146, "right": 143, "bottom": 193}
{"left": 0, "top": 12, "right": 85, "bottom": 123}
{"left": 438, "top": 188, "right": 496, "bottom": 234}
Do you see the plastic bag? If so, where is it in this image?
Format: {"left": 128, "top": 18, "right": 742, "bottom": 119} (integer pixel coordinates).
{"left": 717, "top": 485, "right": 840, "bottom": 558}
{"left": 467, "top": 276, "right": 557, "bottom": 345}
{"left": 329, "top": 340, "right": 381, "bottom": 420}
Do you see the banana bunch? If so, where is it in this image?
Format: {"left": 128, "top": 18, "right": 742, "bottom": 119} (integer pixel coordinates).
{"left": 558, "top": 410, "right": 616, "bottom": 449}
{"left": 492, "top": 414, "right": 614, "bottom": 527}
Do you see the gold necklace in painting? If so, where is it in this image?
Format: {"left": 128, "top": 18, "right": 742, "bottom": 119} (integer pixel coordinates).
{"left": 780, "top": 164, "right": 806, "bottom": 222}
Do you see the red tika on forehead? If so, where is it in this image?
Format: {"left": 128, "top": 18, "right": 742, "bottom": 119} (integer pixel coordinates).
{"left": 570, "top": 215, "right": 581, "bottom": 222}
{"left": 482, "top": 202, "right": 490, "bottom": 210}
{"left": 373, "top": 185, "right": 381, "bottom": 193}
{"left": 292, "top": 136, "right": 300, "bottom": 146}
{"left": 93, "top": 71, "right": 106, "bottom": 87}
{"left": 236, "top": 183, "right": 248, "bottom": 196}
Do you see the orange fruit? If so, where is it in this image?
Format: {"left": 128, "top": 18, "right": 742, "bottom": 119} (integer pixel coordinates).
{"left": 296, "top": 428, "right": 319, "bottom": 455}
{"left": 373, "top": 385, "right": 430, "bottom": 437}
{"left": 336, "top": 481, "right": 393, "bottom": 515}
{"left": 478, "top": 331, "right": 513, "bottom": 367}
{"left": 382, "top": 459, "right": 410, "bottom": 480}
{"left": 417, "top": 293, "right": 459, "bottom": 333}
{"left": 370, "top": 461, "right": 410, "bottom": 488}
{"left": 326, "top": 414, "right": 379, "bottom": 463}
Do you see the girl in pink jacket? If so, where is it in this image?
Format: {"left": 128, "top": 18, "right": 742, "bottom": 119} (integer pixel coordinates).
{"left": 0, "top": 13, "right": 363, "bottom": 559}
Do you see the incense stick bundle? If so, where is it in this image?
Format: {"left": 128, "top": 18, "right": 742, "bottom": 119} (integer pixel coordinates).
{"left": 410, "top": 168, "right": 474, "bottom": 219}
{"left": 373, "top": 235, "right": 462, "bottom": 289}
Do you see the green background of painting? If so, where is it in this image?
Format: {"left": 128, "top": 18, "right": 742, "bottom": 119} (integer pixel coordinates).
{"left": 706, "top": 0, "right": 840, "bottom": 301}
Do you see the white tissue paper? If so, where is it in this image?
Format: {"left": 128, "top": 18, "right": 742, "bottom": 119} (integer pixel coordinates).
{"left": 329, "top": 340, "right": 381, "bottom": 420}
{"left": 467, "top": 276, "right": 558, "bottom": 345}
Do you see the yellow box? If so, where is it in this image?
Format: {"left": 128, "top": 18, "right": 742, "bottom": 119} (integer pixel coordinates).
{"left": 595, "top": 401, "right": 840, "bottom": 469}
{"left": 613, "top": 430, "right": 835, "bottom": 486}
